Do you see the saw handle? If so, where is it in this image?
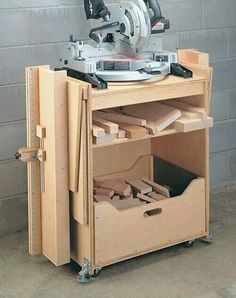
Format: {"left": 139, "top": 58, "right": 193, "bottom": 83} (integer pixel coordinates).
{"left": 146, "top": 0, "right": 162, "bottom": 26}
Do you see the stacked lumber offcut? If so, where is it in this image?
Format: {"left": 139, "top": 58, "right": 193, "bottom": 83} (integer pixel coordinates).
{"left": 92, "top": 100, "right": 213, "bottom": 145}
{"left": 93, "top": 178, "right": 171, "bottom": 210}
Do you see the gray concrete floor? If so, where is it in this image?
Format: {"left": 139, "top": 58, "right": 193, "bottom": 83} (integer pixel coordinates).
{"left": 0, "top": 184, "right": 236, "bottom": 298}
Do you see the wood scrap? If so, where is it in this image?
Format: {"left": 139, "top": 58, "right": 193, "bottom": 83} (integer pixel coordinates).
{"left": 101, "top": 180, "right": 132, "bottom": 196}
{"left": 112, "top": 195, "right": 120, "bottom": 202}
{"left": 137, "top": 193, "right": 156, "bottom": 203}
{"left": 165, "top": 99, "right": 207, "bottom": 120}
{"left": 126, "top": 179, "right": 152, "bottom": 194}
{"left": 94, "top": 195, "right": 112, "bottom": 203}
{"left": 92, "top": 124, "right": 105, "bottom": 138}
{"left": 174, "top": 116, "right": 213, "bottom": 133}
{"left": 93, "top": 116, "right": 119, "bottom": 134}
{"left": 93, "top": 133, "right": 115, "bottom": 145}
{"left": 142, "top": 178, "right": 170, "bottom": 197}
{"left": 123, "top": 102, "right": 181, "bottom": 134}
{"left": 117, "top": 129, "right": 126, "bottom": 139}
{"left": 118, "top": 123, "right": 148, "bottom": 140}
{"left": 148, "top": 192, "right": 167, "bottom": 201}
{"left": 94, "top": 188, "right": 115, "bottom": 198}
{"left": 94, "top": 110, "right": 146, "bottom": 126}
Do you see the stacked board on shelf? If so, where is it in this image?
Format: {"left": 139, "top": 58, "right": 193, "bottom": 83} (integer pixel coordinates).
{"left": 92, "top": 100, "right": 213, "bottom": 145}
{"left": 93, "top": 178, "right": 171, "bottom": 210}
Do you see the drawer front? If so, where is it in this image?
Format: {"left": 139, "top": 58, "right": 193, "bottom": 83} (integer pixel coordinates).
{"left": 94, "top": 178, "right": 206, "bottom": 266}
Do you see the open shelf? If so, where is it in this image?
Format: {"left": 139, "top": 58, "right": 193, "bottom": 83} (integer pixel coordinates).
{"left": 92, "top": 127, "right": 178, "bottom": 149}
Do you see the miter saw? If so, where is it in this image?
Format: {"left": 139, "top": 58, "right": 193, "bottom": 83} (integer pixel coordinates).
{"left": 64, "top": 0, "right": 191, "bottom": 89}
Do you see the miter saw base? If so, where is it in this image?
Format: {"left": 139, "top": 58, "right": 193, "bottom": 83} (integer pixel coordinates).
{"left": 66, "top": 43, "right": 177, "bottom": 85}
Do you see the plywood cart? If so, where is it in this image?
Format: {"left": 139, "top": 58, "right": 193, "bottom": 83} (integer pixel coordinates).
{"left": 18, "top": 50, "right": 213, "bottom": 282}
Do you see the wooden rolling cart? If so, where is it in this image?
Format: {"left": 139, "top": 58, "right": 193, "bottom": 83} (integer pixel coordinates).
{"left": 18, "top": 49, "right": 213, "bottom": 282}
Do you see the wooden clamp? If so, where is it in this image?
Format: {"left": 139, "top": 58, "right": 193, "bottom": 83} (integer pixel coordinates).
{"left": 16, "top": 125, "right": 46, "bottom": 163}
{"left": 16, "top": 147, "right": 46, "bottom": 163}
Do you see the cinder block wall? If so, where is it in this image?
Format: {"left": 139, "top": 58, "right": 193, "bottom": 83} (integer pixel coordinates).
{"left": 0, "top": 0, "right": 236, "bottom": 235}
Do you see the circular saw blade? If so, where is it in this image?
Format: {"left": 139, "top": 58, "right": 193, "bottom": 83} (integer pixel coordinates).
{"left": 115, "top": 0, "right": 151, "bottom": 55}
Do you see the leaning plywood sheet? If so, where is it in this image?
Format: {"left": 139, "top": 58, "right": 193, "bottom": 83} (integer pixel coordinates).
{"left": 39, "top": 68, "right": 70, "bottom": 266}
{"left": 26, "top": 66, "right": 49, "bottom": 255}
{"left": 123, "top": 102, "right": 181, "bottom": 134}
{"left": 68, "top": 80, "right": 83, "bottom": 192}
{"left": 71, "top": 101, "right": 89, "bottom": 225}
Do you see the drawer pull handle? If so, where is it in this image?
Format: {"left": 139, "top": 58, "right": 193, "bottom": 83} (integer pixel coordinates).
{"left": 144, "top": 208, "right": 162, "bottom": 217}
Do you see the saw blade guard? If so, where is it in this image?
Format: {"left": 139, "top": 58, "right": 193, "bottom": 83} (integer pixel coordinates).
{"left": 117, "top": 0, "right": 151, "bottom": 53}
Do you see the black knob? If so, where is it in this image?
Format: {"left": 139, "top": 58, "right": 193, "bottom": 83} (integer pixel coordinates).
{"left": 15, "top": 152, "right": 21, "bottom": 160}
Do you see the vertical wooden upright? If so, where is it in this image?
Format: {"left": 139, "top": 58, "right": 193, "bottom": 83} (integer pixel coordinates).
{"left": 26, "top": 67, "right": 43, "bottom": 255}
{"left": 39, "top": 68, "right": 70, "bottom": 266}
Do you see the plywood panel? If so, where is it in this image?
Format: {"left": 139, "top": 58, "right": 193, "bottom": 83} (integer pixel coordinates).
{"left": 39, "top": 68, "right": 70, "bottom": 266}
{"left": 71, "top": 101, "right": 88, "bottom": 225}
{"left": 93, "top": 139, "right": 151, "bottom": 178}
{"left": 68, "top": 80, "right": 82, "bottom": 192}
{"left": 26, "top": 66, "right": 49, "bottom": 256}
{"left": 151, "top": 130, "right": 207, "bottom": 178}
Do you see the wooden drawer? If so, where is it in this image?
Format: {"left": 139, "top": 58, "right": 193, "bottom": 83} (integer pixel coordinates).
{"left": 94, "top": 177, "right": 206, "bottom": 267}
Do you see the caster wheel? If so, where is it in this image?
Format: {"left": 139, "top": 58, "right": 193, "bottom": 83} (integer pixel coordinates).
{"left": 202, "top": 233, "right": 213, "bottom": 244}
{"left": 184, "top": 240, "right": 195, "bottom": 247}
{"left": 92, "top": 268, "right": 102, "bottom": 278}
{"left": 78, "top": 274, "right": 90, "bottom": 283}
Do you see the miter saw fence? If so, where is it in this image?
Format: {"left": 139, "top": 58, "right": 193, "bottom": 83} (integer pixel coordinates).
{"left": 65, "top": 0, "right": 180, "bottom": 88}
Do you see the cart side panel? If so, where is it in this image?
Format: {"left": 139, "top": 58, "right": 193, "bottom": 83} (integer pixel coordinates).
{"left": 39, "top": 68, "right": 70, "bottom": 266}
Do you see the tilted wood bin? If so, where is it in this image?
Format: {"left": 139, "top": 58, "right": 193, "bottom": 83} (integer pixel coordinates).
{"left": 19, "top": 50, "right": 213, "bottom": 278}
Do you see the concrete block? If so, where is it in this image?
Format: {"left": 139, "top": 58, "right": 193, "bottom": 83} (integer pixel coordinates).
{"left": 27, "top": 7, "right": 90, "bottom": 44}
{"left": 0, "top": 194, "right": 27, "bottom": 236}
{"left": 210, "top": 120, "right": 236, "bottom": 153}
{"left": 229, "top": 28, "right": 236, "bottom": 58}
{"left": 159, "top": 33, "right": 178, "bottom": 52}
{"left": 210, "top": 91, "right": 229, "bottom": 122}
{"left": 0, "top": 85, "right": 26, "bottom": 123}
{"left": 62, "top": 0, "right": 83, "bottom": 5}
{"left": 0, "top": 160, "right": 27, "bottom": 199}
{"left": 204, "top": 0, "right": 236, "bottom": 29}
{"left": 229, "top": 150, "right": 236, "bottom": 180}
{"left": 211, "top": 59, "right": 236, "bottom": 91}
{"left": 0, "top": 0, "right": 60, "bottom": 8}
{"left": 0, "top": 44, "right": 61, "bottom": 85}
{"left": 178, "top": 30, "right": 227, "bottom": 61}
{"left": 229, "top": 90, "right": 236, "bottom": 119}
{"left": 161, "top": 0, "right": 202, "bottom": 32}
{"left": 0, "top": 11, "right": 28, "bottom": 47}
{"left": 0, "top": 121, "right": 26, "bottom": 161}
{"left": 210, "top": 152, "right": 229, "bottom": 185}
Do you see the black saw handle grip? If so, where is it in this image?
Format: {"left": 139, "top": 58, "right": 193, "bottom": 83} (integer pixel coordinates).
{"left": 146, "top": 0, "right": 170, "bottom": 31}
{"left": 84, "top": 0, "right": 110, "bottom": 21}
{"left": 146, "top": 0, "right": 162, "bottom": 27}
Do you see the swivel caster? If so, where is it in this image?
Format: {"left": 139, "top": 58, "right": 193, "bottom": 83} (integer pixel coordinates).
{"left": 184, "top": 240, "right": 195, "bottom": 247}
{"left": 78, "top": 258, "right": 91, "bottom": 283}
{"left": 92, "top": 268, "right": 102, "bottom": 278}
{"left": 202, "top": 233, "right": 213, "bottom": 244}
{"left": 78, "top": 274, "right": 91, "bottom": 283}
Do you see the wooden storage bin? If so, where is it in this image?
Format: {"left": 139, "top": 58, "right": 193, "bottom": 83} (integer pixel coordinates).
{"left": 93, "top": 136, "right": 206, "bottom": 267}
{"left": 20, "top": 50, "right": 213, "bottom": 278}
{"left": 95, "top": 178, "right": 205, "bottom": 266}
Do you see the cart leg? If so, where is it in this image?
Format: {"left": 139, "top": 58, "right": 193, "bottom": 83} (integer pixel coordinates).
{"left": 78, "top": 258, "right": 91, "bottom": 283}
{"left": 201, "top": 233, "right": 213, "bottom": 244}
